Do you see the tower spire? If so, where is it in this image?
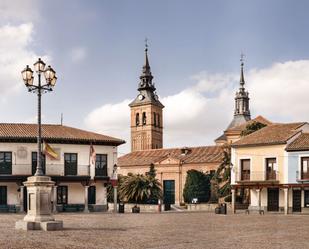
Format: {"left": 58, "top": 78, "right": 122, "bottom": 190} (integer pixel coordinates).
{"left": 138, "top": 39, "right": 154, "bottom": 91}
{"left": 225, "top": 54, "right": 251, "bottom": 129}
{"left": 240, "top": 53, "right": 245, "bottom": 89}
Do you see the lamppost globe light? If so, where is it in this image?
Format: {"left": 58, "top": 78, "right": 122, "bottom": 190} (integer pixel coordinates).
{"left": 21, "top": 65, "right": 34, "bottom": 85}
{"left": 44, "top": 65, "right": 56, "bottom": 83}
{"left": 50, "top": 75, "right": 57, "bottom": 87}
{"left": 33, "top": 58, "right": 46, "bottom": 73}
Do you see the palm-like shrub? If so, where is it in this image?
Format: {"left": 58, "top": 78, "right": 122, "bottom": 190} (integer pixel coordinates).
{"left": 118, "top": 173, "right": 162, "bottom": 204}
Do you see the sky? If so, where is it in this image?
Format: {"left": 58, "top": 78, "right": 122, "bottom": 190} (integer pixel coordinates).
{"left": 1, "top": 0, "right": 309, "bottom": 154}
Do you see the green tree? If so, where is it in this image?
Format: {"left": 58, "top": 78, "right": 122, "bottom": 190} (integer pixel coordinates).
{"left": 213, "top": 145, "right": 231, "bottom": 200}
{"left": 146, "top": 163, "right": 156, "bottom": 180}
{"left": 241, "top": 121, "right": 267, "bottom": 136}
{"left": 183, "top": 170, "right": 211, "bottom": 203}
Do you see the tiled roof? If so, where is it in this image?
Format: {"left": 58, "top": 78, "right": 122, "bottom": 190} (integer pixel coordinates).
{"left": 0, "top": 123, "right": 125, "bottom": 145}
{"left": 286, "top": 133, "right": 309, "bottom": 151}
{"left": 215, "top": 133, "right": 227, "bottom": 142}
{"left": 118, "top": 146, "right": 223, "bottom": 166}
{"left": 232, "top": 122, "right": 306, "bottom": 147}
{"left": 227, "top": 115, "right": 272, "bottom": 132}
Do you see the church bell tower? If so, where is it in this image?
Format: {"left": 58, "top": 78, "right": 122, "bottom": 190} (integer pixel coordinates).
{"left": 129, "top": 43, "right": 164, "bottom": 152}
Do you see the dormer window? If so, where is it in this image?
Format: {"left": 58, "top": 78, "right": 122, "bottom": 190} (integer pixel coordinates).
{"left": 136, "top": 113, "right": 140, "bottom": 126}
{"left": 142, "top": 112, "right": 146, "bottom": 125}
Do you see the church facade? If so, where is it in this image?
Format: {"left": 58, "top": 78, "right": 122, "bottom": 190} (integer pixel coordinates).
{"left": 119, "top": 46, "right": 225, "bottom": 205}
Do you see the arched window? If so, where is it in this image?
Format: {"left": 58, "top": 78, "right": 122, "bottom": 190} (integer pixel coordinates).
{"left": 157, "top": 114, "right": 160, "bottom": 127}
{"left": 153, "top": 112, "right": 157, "bottom": 127}
{"left": 142, "top": 112, "right": 146, "bottom": 125}
{"left": 136, "top": 113, "right": 140, "bottom": 126}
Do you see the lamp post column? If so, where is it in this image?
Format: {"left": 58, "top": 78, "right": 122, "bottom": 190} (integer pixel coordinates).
{"left": 36, "top": 73, "right": 43, "bottom": 176}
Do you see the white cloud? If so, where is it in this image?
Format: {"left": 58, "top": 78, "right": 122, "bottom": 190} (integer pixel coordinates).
{"left": 0, "top": 0, "right": 39, "bottom": 22}
{"left": 85, "top": 60, "right": 309, "bottom": 154}
{"left": 70, "top": 47, "right": 87, "bottom": 63}
{"left": 0, "top": 23, "right": 47, "bottom": 100}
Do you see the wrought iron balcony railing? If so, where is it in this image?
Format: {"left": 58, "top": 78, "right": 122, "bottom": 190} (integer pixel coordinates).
{"left": 235, "top": 170, "right": 280, "bottom": 182}
{"left": 296, "top": 170, "right": 309, "bottom": 182}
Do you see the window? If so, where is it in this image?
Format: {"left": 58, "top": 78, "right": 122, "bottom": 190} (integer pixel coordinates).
{"left": 240, "top": 159, "right": 250, "bottom": 180}
{"left": 0, "top": 152, "right": 12, "bottom": 174}
{"left": 32, "top": 152, "right": 46, "bottom": 175}
{"left": 64, "top": 153, "right": 77, "bottom": 176}
{"left": 157, "top": 114, "right": 160, "bottom": 127}
{"left": 135, "top": 113, "right": 140, "bottom": 126}
{"left": 301, "top": 157, "right": 309, "bottom": 180}
{"left": 88, "top": 186, "right": 96, "bottom": 204}
{"left": 305, "top": 190, "right": 309, "bottom": 207}
{"left": 57, "top": 186, "right": 68, "bottom": 204}
{"left": 142, "top": 112, "right": 146, "bottom": 125}
{"left": 153, "top": 113, "right": 157, "bottom": 127}
{"left": 0, "top": 186, "right": 7, "bottom": 205}
{"left": 266, "top": 158, "right": 277, "bottom": 180}
{"left": 95, "top": 154, "right": 107, "bottom": 176}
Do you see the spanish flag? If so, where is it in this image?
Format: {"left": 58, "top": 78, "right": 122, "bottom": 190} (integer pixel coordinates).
{"left": 43, "top": 142, "right": 58, "bottom": 160}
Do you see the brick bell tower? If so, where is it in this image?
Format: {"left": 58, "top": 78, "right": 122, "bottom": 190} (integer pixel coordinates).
{"left": 129, "top": 43, "right": 164, "bottom": 152}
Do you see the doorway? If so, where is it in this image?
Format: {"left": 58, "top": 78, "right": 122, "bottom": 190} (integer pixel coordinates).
{"left": 163, "top": 180, "right": 175, "bottom": 204}
{"left": 267, "top": 188, "right": 279, "bottom": 211}
{"left": 292, "top": 189, "right": 301, "bottom": 212}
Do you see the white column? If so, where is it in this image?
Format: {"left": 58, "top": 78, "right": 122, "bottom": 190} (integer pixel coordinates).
{"left": 284, "top": 188, "right": 289, "bottom": 215}
{"left": 231, "top": 189, "right": 236, "bottom": 214}
{"left": 53, "top": 186, "right": 58, "bottom": 213}
{"left": 84, "top": 186, "right": 89, "bottom": 213}
{"left": 256, "top": 189, "right": 261, "bottom": 210}
{"left": 19, "top": 186, "right": 24, "bottom": 213}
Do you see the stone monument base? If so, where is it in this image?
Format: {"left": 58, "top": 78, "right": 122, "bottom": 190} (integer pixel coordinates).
{"left": 15, "top": 175, "right": 63, "bottom": 231}
{"left": 15, "top": 220, "right": 63, "bottom": 231}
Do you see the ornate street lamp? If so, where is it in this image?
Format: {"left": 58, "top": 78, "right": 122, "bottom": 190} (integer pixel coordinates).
{"left": 16, "top": 58, "right": 62, "bottom": 231}
{"left": 21, "top": 58, "right": 57, "bottom": 176}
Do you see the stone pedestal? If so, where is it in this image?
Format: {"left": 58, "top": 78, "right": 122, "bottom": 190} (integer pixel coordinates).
{"left": 15, "top": 176, "right": 63, "bottom": 231}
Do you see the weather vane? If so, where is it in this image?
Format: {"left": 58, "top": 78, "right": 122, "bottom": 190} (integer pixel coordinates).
{"left": 240, "top": 52, "right": 245, "bottom": 65}
{"left": 145, "top": 37, "right": 148, "bottom": 51}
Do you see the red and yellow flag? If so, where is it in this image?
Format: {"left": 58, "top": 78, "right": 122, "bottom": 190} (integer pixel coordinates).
{"left": 43, "top": 142, "right": 58, "bottom": 160}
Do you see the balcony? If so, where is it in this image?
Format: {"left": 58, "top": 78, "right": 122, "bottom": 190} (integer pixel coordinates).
{"left": 236, "top": 170, "right": 280, "bottom": 183}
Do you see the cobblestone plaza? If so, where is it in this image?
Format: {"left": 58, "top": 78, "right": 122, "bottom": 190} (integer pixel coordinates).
{"left": 0, "top": 212, "right": 308, "bottom": 249}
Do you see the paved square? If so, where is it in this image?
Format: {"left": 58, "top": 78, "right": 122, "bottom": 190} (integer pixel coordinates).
{"left": 0, "top": 212, "right": 308, "bottom": 249}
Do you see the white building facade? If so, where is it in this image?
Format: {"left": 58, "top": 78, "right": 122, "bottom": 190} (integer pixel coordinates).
{"left": 0, "top": 123, "right": 124, "bottom": 213}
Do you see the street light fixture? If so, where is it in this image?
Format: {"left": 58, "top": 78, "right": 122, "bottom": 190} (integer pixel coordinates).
{"left": 16, "top": 58, "right": 62, "bottom": 231}
{"left": 21, "top": 58, "right": 57, "bottom": 176}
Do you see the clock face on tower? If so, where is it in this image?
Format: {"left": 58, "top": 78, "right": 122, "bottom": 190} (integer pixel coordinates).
{"left": 138, "top": 94, "right": 144, "bottom": 100}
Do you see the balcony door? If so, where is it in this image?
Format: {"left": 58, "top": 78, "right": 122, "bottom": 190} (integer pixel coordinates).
{"left": 266, "top": 158, "right": 276, "bottom": 180}
{"left": 64, "top": 153, "right": 77, "bottom": 176}
{"left": 95, "top": 154, "right": 107, "bottom": 176}
{"left": 0, "top": 152, "right": 12, "bottom": 174}
{"left": 240, "top": 159, "right": 250, "bottom": 180}
{"left": 301, "top": 157, "right": 309, "bottom": 180}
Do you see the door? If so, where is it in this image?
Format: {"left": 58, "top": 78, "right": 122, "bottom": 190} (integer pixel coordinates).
{"left": 23, "top": 187, "right": 27, "bottom": 212}
{"left": 267, "top": 188, "right": 279, "bottom": 211}
{"left": 292, "top": 189, "right": 301, "bottom": 212}
{"left": 163, "top": 180, "right": 175, "bottom": 204}
{"left": 88, "top": 186, "right": 96, "bottom": 204}
{"left": 0, "top": 186, "right": 7, "bottom": 205}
